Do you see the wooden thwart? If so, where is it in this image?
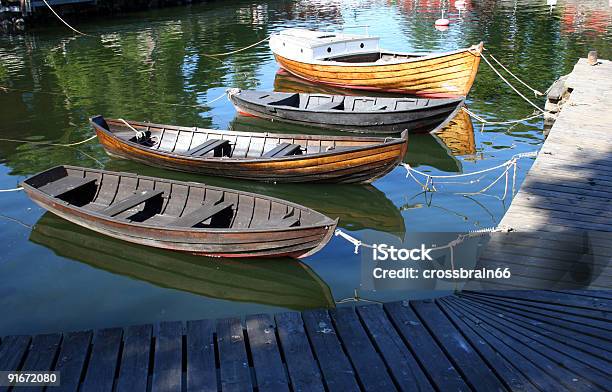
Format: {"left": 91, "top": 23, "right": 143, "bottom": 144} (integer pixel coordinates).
{"left": 39, "top": 176, "right": 96, "bottom": 197}
{"left": 101, "top": 189, "right": 164, "bottom": 217}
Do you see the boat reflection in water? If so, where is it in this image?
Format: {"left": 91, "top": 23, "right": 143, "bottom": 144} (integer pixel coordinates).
{"left": 230, "top": 116, "right": 406, "bottom": 236}
{"left": 29, "top": 212, "right": 335, "bottom": 311}
{"left": 433, "top": 108, "right": 477, "bottom": 157}
{"left": 406, "top": 107, "right": 477, "bottom": 173}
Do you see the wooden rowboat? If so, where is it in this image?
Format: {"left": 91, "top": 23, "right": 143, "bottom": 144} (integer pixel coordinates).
{"left": 21, "top": 166, "right": 338, "bottom": 258}
{"left": 91, "top": 116, "right": 408, "bottom": 184}
{"left": 228, "top": 88, "right": 464, "bottom": 134}
{"left": 31, "top": 212, "right": 335, "bottom": 310}
{"left": 269, "top": 28, "right": 483, "bottom": 97}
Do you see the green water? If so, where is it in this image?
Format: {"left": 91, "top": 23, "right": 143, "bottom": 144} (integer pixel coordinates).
{"left": 0, "top": 0, "right": 610, "bottom": 335}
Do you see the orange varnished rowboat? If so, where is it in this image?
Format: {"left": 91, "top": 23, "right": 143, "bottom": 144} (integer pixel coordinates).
{"left": 91, "top": 116, "right": 408, "bottom": 184}
{"left": 270, "top": 29, "right": 483, "bottom": 98}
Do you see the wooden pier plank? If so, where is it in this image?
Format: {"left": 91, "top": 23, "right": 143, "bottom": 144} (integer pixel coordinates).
{"left": 274, "top": 312, "right": 325, "bottom": 392}
{"left": 186, "top": 319, "right": 217, "bottom": 392}
{"left": 216, "top": 318, "right": 252, "bottom": 392}
{"left": 54, "top": 331, "right": 92, "bottom": 392}
{"left": 152, "top": 321, "right": 183, "bottom": 392}
{"left": 383, "top": 301, "right": 471, "bottom": 391}
{"left": 330, "top": 306, "right": 397, "bottom": 391}
{"left": 81, "top": 328, "right": 123, "bottom": 392}
{"left": 438, "top": 298, "right": 564, "bottom": 392}
{"left": 245, "top": 314, "right": 289, "bottom": 392}
{"left": 0, "top": 335, "right": 31, "bottom": 372}
{"left": 356, "top": 304, "right": 434, "bottom": 392}
{"left": 410, "top": 299, "right": 506, "bottom": 392}
{"left": 116, "top": 325, "right": 152, "bottom": 392}
{"left": 301, "top": 309, "right": 359, "bottom": 392}
{"left": 448, "top": 298, "right": 606, "bottom": 391}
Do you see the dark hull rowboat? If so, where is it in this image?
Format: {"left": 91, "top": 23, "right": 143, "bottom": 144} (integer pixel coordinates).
{"left": 22, "top": 166, "right": 338, "bottom": 258}
{"left": 91, "top": 116, "right": 408, "bottom": 184}
{"left": 31, "top": 212, "right": 335, "bottom": 310}
{"left": 270, "top": 29, "right": 483, "bottom": 97}
{"left": 228, "top": 89, "right": 464, "bottom": 134}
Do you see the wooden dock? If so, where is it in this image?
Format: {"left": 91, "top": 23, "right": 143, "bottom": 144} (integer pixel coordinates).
{"left": 470, "top": 57, "right": 612, "bottom": 291}
{"left": 0, "top": 290, "right": 610, "bottom": 392}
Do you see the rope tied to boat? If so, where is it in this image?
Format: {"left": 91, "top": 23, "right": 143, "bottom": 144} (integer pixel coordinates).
{"left": 0, "top": 134, "right": 97, "bottom": 147}
{"left": 401, "top": 151, "right": 538, "bottom": 199}
{"left": 461, "top": 106, "right": 543, "bottom": 126}
{"left": 479, "top": 52, "right": 545, "bottom": 113}
{"left": 482, "top": 49, "right": 545, "bottom": 97}
{"left": 334, "top": 226, "right": 505, "bottom": 255}
{"left": 0, "top": 187, "right": 23, "bottom": 193}
{"left": 42, "top": 0, "right": 89, "bottom": 36}
{"left": 118, "top": 118, "right": 147, "bottom": 141}
{"left": 204, "top": 36, "right": 271, "bottom": 57}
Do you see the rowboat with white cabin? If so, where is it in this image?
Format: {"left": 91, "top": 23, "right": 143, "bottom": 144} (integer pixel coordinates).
{"left": 269, "top": 28, "right": 484, "bottom": 97}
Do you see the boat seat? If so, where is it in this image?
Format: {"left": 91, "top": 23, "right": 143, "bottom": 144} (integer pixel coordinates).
{"left": 263, "top": 143, "right": 303, "bottom": 158}
{"left": 258, "top": 215, "right": 300, "bottom": 228}
{"left": 310, "top": 101, "right": 343, "bottom": 111}
{"left": 171, "top": 201, "right": 235, "bottom": 227}
{"left": 101, "top": 189, "right": 164, "bottom": 217}
{"left": 39, "top": 176, "right": 97, "bottom": 198}
{"left": 367, "top": 104, "right": 388, "bottom": 111}
{"left": 187, "top": 139, "right": 231, "bottom": 157}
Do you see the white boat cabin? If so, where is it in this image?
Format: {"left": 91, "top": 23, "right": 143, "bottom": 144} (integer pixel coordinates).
{"left": 269, "top": 28, "right": 380, "bottom": 62}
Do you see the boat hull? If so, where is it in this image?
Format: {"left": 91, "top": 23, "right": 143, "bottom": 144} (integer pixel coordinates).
{"left": 22, "top": 167, "right": 338, "bottom": 259}
{"left": 229, "top": 92, "right": 463, "bottom": 134}
{"left": 273, "top": 44, "right": 483, "bottom": 97}
{"left": 94, "top": 124, "right": 408, "bottom": 184}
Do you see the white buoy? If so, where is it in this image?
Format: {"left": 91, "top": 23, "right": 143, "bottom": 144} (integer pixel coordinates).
{"left": 455, "top": 0, "right": 467, "bottom": 10}
{"left": 435, "top": 10, "right": 450, "bottom": 27}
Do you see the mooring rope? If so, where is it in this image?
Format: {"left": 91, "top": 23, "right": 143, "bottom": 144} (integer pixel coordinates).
{"left": 334, "top": 226, "right": 503, "bottom": 255}
{"left": 480, "top": 53, "right": 545, "bottom": 113}
{"left": 0, "top": 134, "right": 97, "bottom": 147}
{"left": 0, "top": 86, "right": 229, "bottom": 109}
{"left": 401, "top": 151, "right": 538, "bottom": 197}
{"left": 42, "top": 0, "right": 89, "bottom": 36}
{"left": 461, "top": 107, "right": 543, "bottom": 126}
{"left": 482, "top": 49, "right": 544, "bottom": 97}
{"left": 0, "top": 187, "right": 23, "bottom": 193}
{"left": 204, "top": 36, "right": 270, "bottom": 57}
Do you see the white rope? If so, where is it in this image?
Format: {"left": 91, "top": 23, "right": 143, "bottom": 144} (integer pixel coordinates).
{"left": 205, "top": 36, "right": 270, "bottom": 57}
{"left": 461, "top": 107, "right": 543, "bottom": 126}
{"left": 480, "top": 53, "right": 544, "bottom": 113}
{"left": 118, "top": 118, "right": 146, "bottom": 140}
{"left": 42, "top": 0, "right": 88, "bottom": 36}
{"left": 483, "top": 49, "right": 544, "bottom": 96}
{"left": 0, "top": 187, "right": 23, "bottom": 193}
{"left": 0, "top": 134, "right": 97, "bottom": 147}
{"left": 334, "top": 227, "right": 504, "bottom": 255}
{"left": 401, "top": 151, "right": 537, "bottom": 198}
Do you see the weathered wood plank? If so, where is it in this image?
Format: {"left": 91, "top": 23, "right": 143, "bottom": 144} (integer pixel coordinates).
{"left": 452, "top": 298, "right": 611, "bottom": 389}
{"left": 356, "top": 304, "right": 434, "bottom": 392}
{"left": 274, "top": 312, "right": 325, "bottom": 392}
{"left": 81, "top": 328, "right": 123, "bottom": 392}
{"left": 116, "top": 325, "right": 152, "bottom": 392}
{"left": 438, "top": 298, "right": 558, "bottom": 392}
{"left": 411, "top": 300, "right": 506, "bottom": 392}
{"left": 54, "top": 331, "right": 92, "bottom": 392}
{"left": 0, "top": 335, "right": 31, "bottom": 372}
{"left": 217, "top": 318, "right": 252, "bottom": 392}
{"left": 245, "top": 314, "right": 289, "bottom": 392}
{"left": 302, "top": 309, "right": 359, "bottom": 392}
{"left": 152, "top": 321, "right": 183, "bottom": 392}
{"left": 330, "top": 307, "right": 397, "bottom": 391}
{"left": 186, "top": 319, "right": 217, "bottom": 392}
{"left": 384, "top": 301, "right": 470, "bottom": 391}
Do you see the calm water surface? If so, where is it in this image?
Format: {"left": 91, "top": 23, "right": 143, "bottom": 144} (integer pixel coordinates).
{"left": 1, "top": 0, "right": 611, "bottom": 335}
